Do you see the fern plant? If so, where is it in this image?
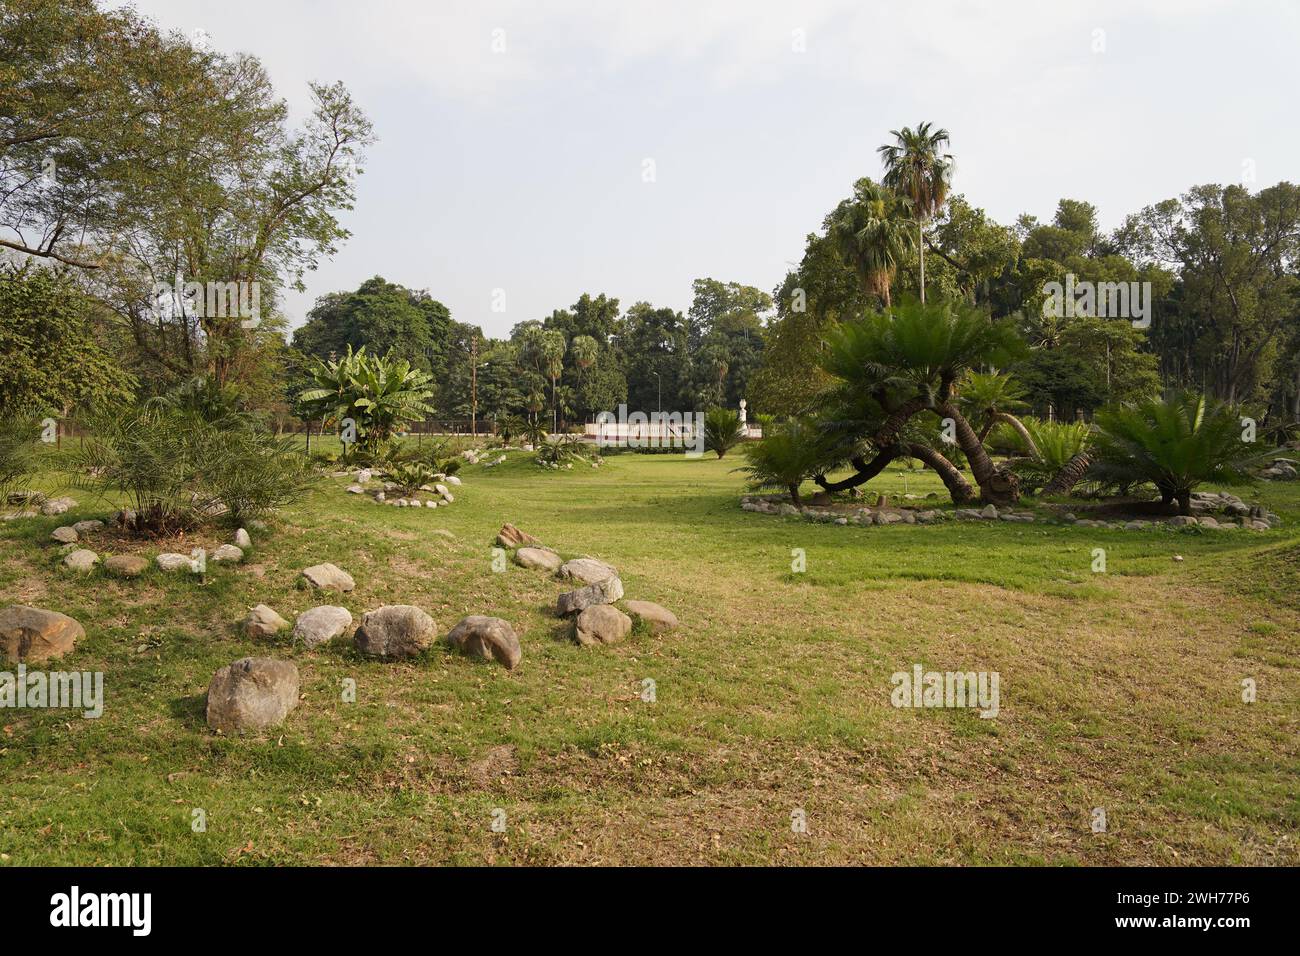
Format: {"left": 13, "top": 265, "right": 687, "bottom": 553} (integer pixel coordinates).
{"left": 703, "top": 407, "right": 744, "bottom": 459}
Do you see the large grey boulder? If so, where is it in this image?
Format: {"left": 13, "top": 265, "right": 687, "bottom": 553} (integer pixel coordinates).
{"left": 558, "top": 558, "right": 617, "bottom": 585}
{"left": 514, "top": 547, "right": 561, "bottom": 572}
{"left": 574, "top": 604, "right": 632, "bottom": 646}
{"left": 557, "top": 575, "right": 624, "bottom": 616}
{"left": 354, "top": 605, "right": 436, "bottom": 658}
{"left": 301, "top": 563, "right": 355, "bottom": 592}
{"left": 293, "top": 605, "right": 353, "bottom": 648}
{"left": 445, "top": 615, "right": 522, "bottom": 670}
{"left": 205, "top": 657, "right": 300, "bottom": 734}
{"left": 39, "top": 496, "right": 76, "bottom": 516}
{"left": 0, "top": 605, "right": 84, "bottom": 663}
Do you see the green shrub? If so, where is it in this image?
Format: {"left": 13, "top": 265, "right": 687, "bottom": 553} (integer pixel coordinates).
{"left": 1090, "top": 391, "right": 1275, "bottom": 514}
{"left": 737, "top": 419, "right": 839, "bottom": 504}
{"left": 70, "top": 404, "right": 317, "bottom": 534}
{"left": 703, "top": 407, "right": 743, "bottom": 459}
{"left": 379, "top": 460, "right": 440, "bottom": 495}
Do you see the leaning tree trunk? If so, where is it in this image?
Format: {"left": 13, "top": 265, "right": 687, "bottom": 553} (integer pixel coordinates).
{"left": 905, "top": 443, "right": 975, "bottom": 504}
{"left": 813, "top": 447, "right": 902, "bottom": 494}
{"left": 1042, "top": 452, "right": 1091, "bottom": 497}
{"left": 937, "top": 402, "right": 1019, "bottom": 505}
{"left": 787, "top": 483, "right": 803, "bottom": 506}
{"left": 991, "top": 412, "right": 1040, "bottom": 459}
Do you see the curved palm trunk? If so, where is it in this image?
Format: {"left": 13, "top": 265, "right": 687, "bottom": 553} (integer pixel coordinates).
{"left": 1042, "top": 452, "right": 1091, "bottom": 497}
{"left": 992, "top": 411, "right": 1040, "bottom": 459}
{"left": 905, "top": 442, "right": 974, "bottom": 503}
{"left": 813, "top": 446, "right": 901, "bottom": 494}
{"left": 874, "top": 396, "right": 929, "bottom": 448}
{"left": 937, "top": 401, "right": 1019, "bottom": 504}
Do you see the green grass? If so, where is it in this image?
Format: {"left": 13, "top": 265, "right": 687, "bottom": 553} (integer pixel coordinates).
{"left": 1, "top": 449, "right": 1297, "bottom": 865}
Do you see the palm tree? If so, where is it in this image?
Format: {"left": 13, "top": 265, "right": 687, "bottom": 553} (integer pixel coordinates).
{"left": 819, "top": 297, "right": 1026, "bottom": 504}
{"left": 569, "top": 334, "right": 598, "bottom": 421}
{"left": 1090, "top": 391, "right": 1275, "bottom": 515}
{"left": 958, "top": 370, "right": 1038, "bottom": 455}
{"left": 878, "top": 122, "right": 954, "bottom": 304}
{"left": 827, "top": 178, "right": 914, "bottom": 307}
{"left": 539, "top": 329, "right": 566, "bottom": 433}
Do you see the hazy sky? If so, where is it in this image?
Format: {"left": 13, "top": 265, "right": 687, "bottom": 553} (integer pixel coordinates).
{"left": 121, "top": 0, "right": 1299, "bottom": 338}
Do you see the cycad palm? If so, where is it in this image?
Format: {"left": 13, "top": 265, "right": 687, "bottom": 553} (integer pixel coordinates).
{"left": 820, "top": 297, "right": 1025, "bottom": 503}
{"left": 878, "top": 122, "right": 953, "bottom": 304}
{"left": 1091, "top": 391, "right": 1274, "bottom": 514}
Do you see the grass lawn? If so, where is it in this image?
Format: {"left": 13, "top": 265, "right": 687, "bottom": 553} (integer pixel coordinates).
{"left": 1, "top": 449, "right": 1297, "bottom": 865}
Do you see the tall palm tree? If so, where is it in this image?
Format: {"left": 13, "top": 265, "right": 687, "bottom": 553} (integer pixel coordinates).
{"left": 878, "top": 122, "right": 953, "bottom": 304}
{"left": 826, "top": 178, "right": 914, "bottom": 307}
{"left": 539, "top": 329, "right": 566, "bottom": 433}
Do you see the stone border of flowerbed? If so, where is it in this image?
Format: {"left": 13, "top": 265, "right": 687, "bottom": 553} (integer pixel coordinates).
{"left": 740, "top": 490, "right": 1282, "bottom": 531}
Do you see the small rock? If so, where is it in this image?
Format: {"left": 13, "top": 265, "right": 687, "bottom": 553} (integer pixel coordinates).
{"left": 233, "top": 528, "right": 252, "bottom": 549}
{"left": 0, "top": 605, "right": 84, "bottom": 662}
{"left": 980, "top": 504, "right": 999, "bottom": 519}
{"left": 495, "top": 523, "right": 542, "bottom": 549}
{"left": 72, "top": 519, "right": 104, "bottom": 535}
{"left": 205, "top": 657, "right": 300, "bottom": 734}
{"left": 445, "top": 475, "right": 462, "bottom": 486}
{"left": 51, "top": 526, "right": 78, "bottom": 544}
{"left": 347, "top": 484, "right": 365, "bottom": 494}
{"left": 1173, "top": 555, "right": 1184, "bottom": 562}
{"left": 445, "top": 615, "right": 521, "bottom": 669}
{"left": 104, "top": 554, "right": 148, "bottom": 578}
{"left": 63, "top": 549, "right": 99, "bottom": 573}
{"left": 557, "top": 575, "right": 624, "bottom": 616}
{"left": 514, "top": 547, "right": 562, "bottom": 571}
{"left": 301, "top": 563, "right": 355, "bottom": 592}
{"left": 575, "top": 604, "right": 632, "bottom": 646}
{"left": 623, "top": 600, "right": 678, "bottom": 633}
{"left": 39, "top": 496, "right": 76, "bottom": 516}
{"left": 293, "top": 606, "right": 353, "bottom": 648}
{"left": 1168, "top": 515, "right": 1198, "bottom": 527}
{"left": 354, "top": 605, "right": 436, "bottom": 658}
{"left": 211, "top": 544, "right": 244, "bottom": 563}
{"left": 242, "top": 604, "right": 289, "bottom": 639}
{"left": 156, "top": 552, "right": 193, "bottom": 572}
{"left": 425, "top": 500, "right": 438, "bottom": 508}
{"left": 356, "top": 469, "right": 373, "bottom": 484}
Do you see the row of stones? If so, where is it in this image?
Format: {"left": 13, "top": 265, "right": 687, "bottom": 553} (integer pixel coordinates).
{"left": 741, "top": 492, "right": 1282, "bottom": 531}
{"left": 46, "top": 510, "right": 254, "bottom": 575}
{"left": 496, "top": 523, "right": 678, "bottom": 645}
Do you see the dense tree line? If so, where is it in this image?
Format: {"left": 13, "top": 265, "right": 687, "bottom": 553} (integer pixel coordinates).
{"left": 3, "top": 2, "right": 1297, "bottom": 442}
